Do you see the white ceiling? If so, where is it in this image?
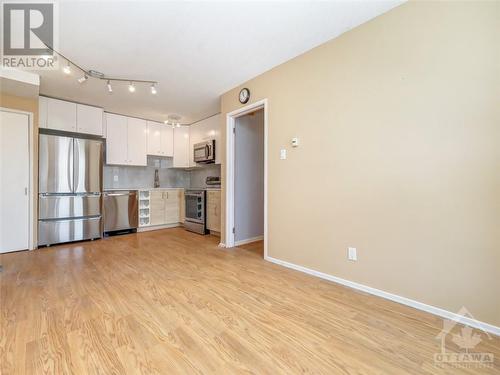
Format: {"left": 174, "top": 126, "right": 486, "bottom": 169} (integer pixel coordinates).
{"left": 36, "top": 1, "right": 402, "bottom": 123}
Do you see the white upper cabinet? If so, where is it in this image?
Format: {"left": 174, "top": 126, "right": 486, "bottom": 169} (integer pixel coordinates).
{"left": 105, "top": 113, "right": 128, "bottom": 165}
{"left": 127, "top": 117, "right": 147, "bottom": 166}
{"left": 106, "top": 113, "right": 147, "bottom": 166}
{"left": 147, "top": 121, "right": 173, "bottom": 157}
{"left": 46, "top": 98, "right": 77, "bottom": 132}
{"left": 38, "top": 96, "right": 48, "bottom": 128}
{"left": 147, "top": 121, "right": 162, "bottom": 156}
{"left": 161, "top": 125, "right": 174, "bottom": 157}
{"left": 173, "top": 126, "right": 190, "bottom": 168}
{"left": 189, "top": 114, "right": 221, "bottom": 166}
{"left": 76, "top": 104, "right": 103, "bottom": 136}
{"left": 41, "top": 97, "right": 103, "bottom": 136}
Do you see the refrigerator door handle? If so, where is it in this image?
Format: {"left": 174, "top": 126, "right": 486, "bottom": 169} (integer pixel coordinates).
{"left": 68, "top": 139, "right": 74, "bottom": 192}
{"left": 74, "top": 138, "right": 79, "bottom": 193}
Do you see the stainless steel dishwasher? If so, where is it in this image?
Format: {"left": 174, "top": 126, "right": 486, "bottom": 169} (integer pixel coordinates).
{"left": 103, "top": 190, "right": 138, "bottom": 234}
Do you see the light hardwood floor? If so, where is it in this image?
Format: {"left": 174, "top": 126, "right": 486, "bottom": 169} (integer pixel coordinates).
{"left": 1, "top": 228, "right": 499, "bottom": 374}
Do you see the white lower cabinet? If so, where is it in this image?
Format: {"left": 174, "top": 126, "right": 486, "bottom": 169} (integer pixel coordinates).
{"left": 139, "top": 189, "right": 183, "bottom": 229}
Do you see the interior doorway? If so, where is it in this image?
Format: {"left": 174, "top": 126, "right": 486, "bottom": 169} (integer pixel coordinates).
{"left": 0, "top": 108, "right": 33, "bottom": 253}
{"left": 225, "top": 99, "right": 268, "bottom": 258}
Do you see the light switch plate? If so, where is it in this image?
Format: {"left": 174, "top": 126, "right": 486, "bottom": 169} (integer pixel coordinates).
{"left": 280, "top": 149, "right": 287, "bottom": 160}
{"left": 348, "top": 247, "right": 357, "bottom": 261}
{"left": 113, "top": 175, "right": 119, "bottom": 182}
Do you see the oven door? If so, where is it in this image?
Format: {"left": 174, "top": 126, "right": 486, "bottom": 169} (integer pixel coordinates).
{"left": 185, "top": 193, "right": 204, "bottom": 224}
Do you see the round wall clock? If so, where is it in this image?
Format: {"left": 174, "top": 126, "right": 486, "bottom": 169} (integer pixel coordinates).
{"left": 239, "top": 88, "right": 250, "bottom": 104}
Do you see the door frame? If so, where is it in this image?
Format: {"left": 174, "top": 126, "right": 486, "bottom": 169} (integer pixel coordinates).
{"left": 225, "top": 99, "right": 268, "bottom": 258}
{"left": 0, "top": 107, "right": 35, "bottom": 251}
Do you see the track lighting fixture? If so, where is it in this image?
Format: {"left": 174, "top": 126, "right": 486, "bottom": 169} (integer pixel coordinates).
{"left": 63, "top": 62, "right": 71, "bottom": 74}
{"left": 42, "top": 42, "right": 158, "bottom": 95}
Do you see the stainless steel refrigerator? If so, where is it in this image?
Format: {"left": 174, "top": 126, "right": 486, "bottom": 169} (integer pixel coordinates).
{"left": 38, "top": 134, "right": 103, "bottom": 246}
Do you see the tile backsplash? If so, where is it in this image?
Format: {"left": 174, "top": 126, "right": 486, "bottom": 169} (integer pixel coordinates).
{"left": 103, "top": 156, "right": 221, "bottom": 190}
{"left": 190, "top": 164, "right": 221, "bottom": 188}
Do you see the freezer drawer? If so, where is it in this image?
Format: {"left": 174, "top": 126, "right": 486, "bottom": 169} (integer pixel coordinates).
{"left": 38, "top": 217, "right": 101, "bottom": 246}
{"left": 39, "top": 194, "right": 101, "bottom": 220}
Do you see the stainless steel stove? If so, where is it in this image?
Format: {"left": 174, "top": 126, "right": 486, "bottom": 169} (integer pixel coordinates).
{"left": 184, "top": 189, "right": 208, "bottom": 235}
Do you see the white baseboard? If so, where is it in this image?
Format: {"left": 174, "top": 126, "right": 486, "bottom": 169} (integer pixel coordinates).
{"left": 264, "top": 255, "right": 500, "bottom": 337}
{"left": 235, "top": 235, "right": 264, "bottom": 246}
{"left": 137, "top": 223, "right": 181, "bottom": 232}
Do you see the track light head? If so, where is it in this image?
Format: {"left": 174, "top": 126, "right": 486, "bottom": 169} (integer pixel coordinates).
{"left": 77, "top": 74, "right": 88, "bottom": 84}
{"left": 107, "top": 80, "right": 113, "bottom": 94}
{"left": 151, "top": 84, "right": 157, "bottom": 95}
{"left": 128, "top": 82, "right": 136, "bottom": 93}
{"left": 63, "top": 62, "right": 71, "bottom": 75}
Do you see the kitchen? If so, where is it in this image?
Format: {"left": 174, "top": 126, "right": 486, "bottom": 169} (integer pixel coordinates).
{"left": 37, "top": 95, "right": 222, "bottom": 247}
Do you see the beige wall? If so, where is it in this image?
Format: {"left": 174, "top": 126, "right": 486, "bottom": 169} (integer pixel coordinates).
{"left": 0, "top": 93, "right": 39, "bottom": 246}
{"left": 220, "top": 1, "right": 500, "bottom": 326}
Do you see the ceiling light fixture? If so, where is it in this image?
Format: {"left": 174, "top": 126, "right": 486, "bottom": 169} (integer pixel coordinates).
{"left": 40, "top": 42, "right": 158, "bottom": 95}
{"left": 63, "top": 61, "right": 71, "bottom": 75}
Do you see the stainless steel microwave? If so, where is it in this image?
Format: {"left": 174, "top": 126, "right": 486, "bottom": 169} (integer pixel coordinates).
{"left": 193, "top": 140, "right": 215, "bottom": 164}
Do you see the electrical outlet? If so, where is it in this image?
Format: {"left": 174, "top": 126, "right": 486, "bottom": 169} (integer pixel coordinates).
{"left": 348, "top": 247, "right": 357, "bottom": 261}
{"left": 113, "top": 175, "right": 119, "bottom": 182}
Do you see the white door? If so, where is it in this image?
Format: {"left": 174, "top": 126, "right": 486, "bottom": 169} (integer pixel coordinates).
{"left": 147, "top": 121, "right": 162, "bottom": 156}
{"left": 161, "top": 125, "right": 174, "bottom": 157}
{"left": 46, "top": 98, "right": 77, "bottom": 132}
{"left": 173, "top": 126, "right": 190, "bottom": 168}
{"left": 0, "top": 110, "right": 30, "bottom": 253}
{"left": 105, "top": 113, "right": 128, "bottom": 165}
{"left": 77, "top": 104, "right": 103, "bottom": 136}
{"left": 127, "top": 118, "right": 147, "bottom": 166}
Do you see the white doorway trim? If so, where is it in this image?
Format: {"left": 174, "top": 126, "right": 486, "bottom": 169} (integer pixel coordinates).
{"left": 0, "top": 107, "right": 35, "bottom": 251}
{"left": 225, "top": 99, "right": 268, "bottom": 258}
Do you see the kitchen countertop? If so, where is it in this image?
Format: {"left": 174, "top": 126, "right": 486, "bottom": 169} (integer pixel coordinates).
{"left": 103, "top": 187, "right": 185, "bottom": 191}
{"left": 103, "top": 187, "right": 221, "bottom": 191}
